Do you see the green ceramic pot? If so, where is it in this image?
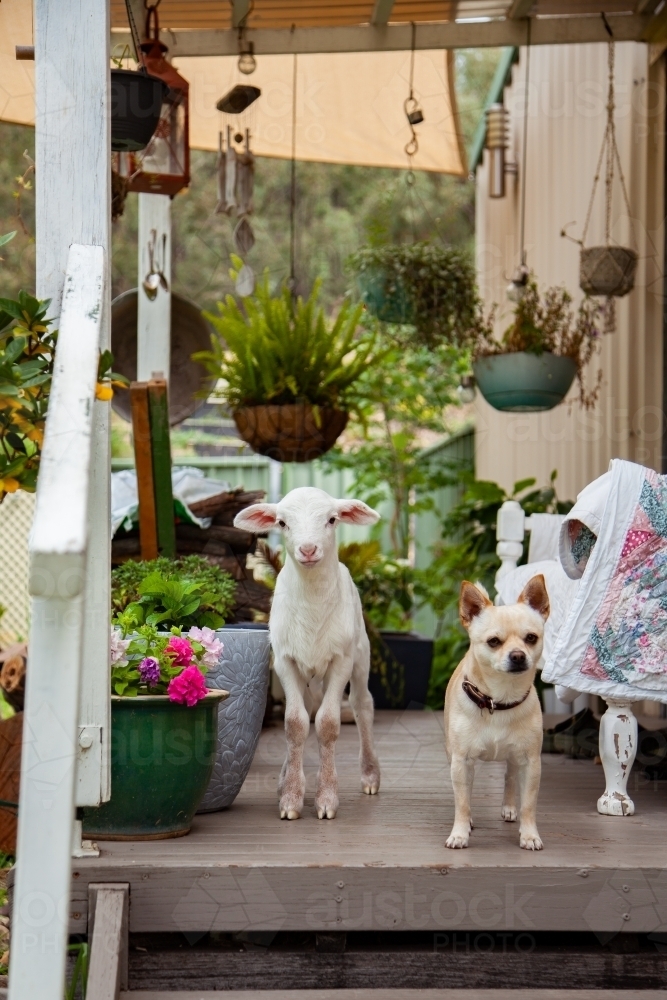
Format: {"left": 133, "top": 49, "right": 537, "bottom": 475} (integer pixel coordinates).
{"left": 473, "top": 352, "right": 577, "bottom": 412}
{"left": 82, "top": 691, "right": 228, "bottom": 841}
{"left": 356, "top": 270, "right": 414, "bottom": 325}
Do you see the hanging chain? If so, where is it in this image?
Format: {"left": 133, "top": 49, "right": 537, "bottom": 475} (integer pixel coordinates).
{"left": 518, "top": 17, "right": 531, "bottom": 268}
{"left": 581, "top": 40, "right": 636, "bottom": 250}
{"left": 124, "top": 0, "right": 145, "bottom": 68}
{"left": 288, "top": 52, "right": 298, "bottom": 295}
{"left": 404, "top": 22, "right": 419, "bottom": 164}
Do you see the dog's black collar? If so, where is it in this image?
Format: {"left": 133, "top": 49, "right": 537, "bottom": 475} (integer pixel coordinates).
{"left": 462, "top": 677, "right": 531, "bottom": 715}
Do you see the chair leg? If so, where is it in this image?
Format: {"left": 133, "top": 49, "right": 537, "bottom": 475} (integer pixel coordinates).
{"left": 597, "top": 699, "right": 637, "bottom": 816}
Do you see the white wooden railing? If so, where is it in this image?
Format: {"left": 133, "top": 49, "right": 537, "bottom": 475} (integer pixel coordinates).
{"left": 9, "top": 246, "right": 107, "bottom": 998}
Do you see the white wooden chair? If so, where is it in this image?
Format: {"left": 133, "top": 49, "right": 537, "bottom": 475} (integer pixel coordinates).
{"left": 495, "top": 500, "right": 641, "bottom": 817}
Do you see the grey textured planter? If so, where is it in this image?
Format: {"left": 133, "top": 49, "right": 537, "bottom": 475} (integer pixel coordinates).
{"left": 197, "top": 624, "right": 271, "bottom": 812}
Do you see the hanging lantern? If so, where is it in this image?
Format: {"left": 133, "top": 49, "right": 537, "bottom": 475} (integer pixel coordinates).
{"left": 119, "top": 4, "right": 190, "bottom": 197}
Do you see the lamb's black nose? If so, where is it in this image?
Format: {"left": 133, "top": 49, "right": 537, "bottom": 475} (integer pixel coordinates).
{"left": 508, "top": 649, "right": 527, "bottom": 672}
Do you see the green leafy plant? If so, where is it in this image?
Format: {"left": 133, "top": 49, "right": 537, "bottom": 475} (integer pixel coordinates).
{"left": 195, "top": 262, "right": 379, "bottom": 418}
{"left": 322, "top": 323, "right": 467, "bottom": 560}
{"left": 111, "top": 555, "right": 236, "bottom": 630}
{"left": 65, "top": 942, "right": 89, "bottom": 1000}
{"left": 0, "top": 291, "right": 56, "bottom": 501}
{"left": 348, "top": 242, "right": 479, "bottom": 350}
{"left": 417, "top": 471, "right": 573, "bottom": 709}
{"left": 338, "top": 541, "right": 411, "bottom": 707}
{"left": 471, "top": 277, "right": 605, "bottom": 408}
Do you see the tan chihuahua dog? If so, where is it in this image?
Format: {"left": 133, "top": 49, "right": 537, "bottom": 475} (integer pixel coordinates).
{"left": 444, "top": 575, "right": 549, "bottom": 852}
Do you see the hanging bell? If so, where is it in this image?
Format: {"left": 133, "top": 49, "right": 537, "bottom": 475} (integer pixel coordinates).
{"left": 405, "top": 96, "right": 424, "bottom": 127}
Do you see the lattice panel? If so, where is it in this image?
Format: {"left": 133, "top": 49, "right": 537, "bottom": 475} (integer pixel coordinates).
{"left": 0, "top": 491, "right": 35, "bottom": 647}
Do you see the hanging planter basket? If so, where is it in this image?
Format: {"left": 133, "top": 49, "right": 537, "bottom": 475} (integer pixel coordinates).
{"left": 474, "top": 352, "right": 577, "bottom": 412}
{"left": 356, "top": 270, "right": 415, "bottom": 326}
{"left": 233, "top": 403, "right": 348, "bottom": 463}
{"left": 110, "top": 69, "right": 167, "bottom": 152}
{"left": 567, "top": 42, "right": 637, "bottom": 313}
{"left": 579, "top": 245, "right": 637, "bottom": 298}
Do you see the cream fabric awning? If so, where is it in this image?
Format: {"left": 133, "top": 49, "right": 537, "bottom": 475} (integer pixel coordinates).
{"left": 0, "top": 0, "right": 465, "bottom": 175}
{"left": 179, "top": 50, "right": 465, "bottom": 173}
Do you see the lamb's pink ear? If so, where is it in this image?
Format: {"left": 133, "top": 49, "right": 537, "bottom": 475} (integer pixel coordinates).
{"left": 518, "top": 574, "right": 550, "bottom": 620}
{"left": 234, "top": 503, "right": 278, "bottom": 532}
{"left": 336, "top": 499, "right": 380, "bottom": 526}
{"left": 459, "top": 581, "right": 492, "bottom": 629}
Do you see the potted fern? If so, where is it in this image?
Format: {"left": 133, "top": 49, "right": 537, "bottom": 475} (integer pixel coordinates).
{"left": 195, "top": 263, "right": 379, "bottom": 463}
{"left": 471, "top": 278, "right": 604, "bottom": 412}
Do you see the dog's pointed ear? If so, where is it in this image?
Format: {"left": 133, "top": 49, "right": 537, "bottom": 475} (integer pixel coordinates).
{"left": 518, "top": 574, "right": 550, "bottom": 620}
{"left": 459, "top": 581, "right": 492, "bottom": 629}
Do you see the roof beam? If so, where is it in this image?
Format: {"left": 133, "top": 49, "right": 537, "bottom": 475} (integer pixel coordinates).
{"left": 507, "top": 0, "right": 534, "bottom": 18}
{"left": 371, "top": 0, "right": 396, "bottom": 25}
{"left": 111, "top": 14, "right": 651, "bottom": 57}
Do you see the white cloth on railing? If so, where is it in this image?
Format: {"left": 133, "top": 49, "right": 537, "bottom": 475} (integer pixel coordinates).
{"left": 527, "top": 513, "right": 564, "bottom": 564}
{"left": 111, "top": 467, "right": 231, "bottom": 536}
{"left": 496, "top": 559, "right": 580, "bottom": 665}
{"left": 543, "top": 459, "right": 667, "bottom": 702}
{"left": 559, "top": 470, "right": 611, "bottom": 579}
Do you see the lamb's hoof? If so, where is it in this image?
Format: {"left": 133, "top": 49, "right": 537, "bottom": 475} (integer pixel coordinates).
{"left": 361, "top": 765, "right": 380, "bottom": 795}
{"left": 316, "top": 805, "right": 337, "bottom": 820}
{"left": 445, "top": 831, "right": 469, "bottom": 849}
{"left": 315, "top": 788, "right": 339, "bottom": 820}
{"left": 501, "top": 806, "right": 517, "bottom": 822}
{"left": 280, "top": 807, "right": 302, "bottom": 820}
{"left": 520, "top": 831, "right": 543, "bottom": 851}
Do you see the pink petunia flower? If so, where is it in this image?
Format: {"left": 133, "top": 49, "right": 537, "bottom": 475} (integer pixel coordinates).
{"left": 165, "top": 636, "right": 195, "bottom": 667}
{"left": 167, "top": 664, "right": 208, "bottom": 707}
{"left": 110, "top": 628, "right": 131, "bottom": 666}
{"left": 187, "top": 626, "right": 223, "bottom": 667}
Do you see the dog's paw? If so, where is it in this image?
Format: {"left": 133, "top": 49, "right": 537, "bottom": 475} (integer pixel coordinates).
{"left": 445, "top": 831, "right": 470, "bottom": 849}
{"left": 501, "top": 805, "right": 517, "bottom": 822}
{"left": 519, "top": 830, "right": 543, "bottom": 851}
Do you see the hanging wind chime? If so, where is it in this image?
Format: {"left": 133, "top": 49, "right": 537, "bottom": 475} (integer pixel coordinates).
{"left": 562, "top": 34, "right": 637, "bottom": 332}
{"left": 215, "top": 13, "right": 261, "bottom": 297}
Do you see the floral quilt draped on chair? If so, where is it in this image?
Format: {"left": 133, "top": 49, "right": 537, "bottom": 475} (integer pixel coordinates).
{"left": 543, "top": 460, "right": 667, "bottom": 702}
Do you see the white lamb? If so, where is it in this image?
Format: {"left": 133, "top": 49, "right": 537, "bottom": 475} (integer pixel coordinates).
{"left": 234, "top": 486, "right": 382, "bottom": 820}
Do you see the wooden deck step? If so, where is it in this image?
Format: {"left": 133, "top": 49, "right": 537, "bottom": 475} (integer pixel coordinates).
{"left": 120, "top": 990, "right": 667, "bottom": 999}
{"left": 71, "top": 711, "right": 667, "bottom": 937}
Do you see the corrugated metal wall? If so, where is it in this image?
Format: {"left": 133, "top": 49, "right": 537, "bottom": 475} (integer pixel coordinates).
{"left": 474, "top": 42, "right": 665, "bottom": 500}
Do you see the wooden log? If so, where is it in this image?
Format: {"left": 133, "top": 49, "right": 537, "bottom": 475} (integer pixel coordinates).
{"left": 130, "top": 383, "right": 158, "bottom": 561}
{"left": 87, "top": 883, "right": 129, "bottom": 1000}
{"left": 148, "top": 379, "right": 176, "bottom": 558}
{"left": 175, "top": 523, "right": 256, "bottom": 553}
{"left": 0, "top": 643, "right": 26, "bottom": 713}
{"left": 0, "top": 713, "right": 22, "bottom": 855}
{"left": 188, "top": 489, "right": 266, "bottom": 523}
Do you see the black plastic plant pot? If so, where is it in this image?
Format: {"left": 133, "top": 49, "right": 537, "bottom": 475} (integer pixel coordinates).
{"left": 111, "top": 69, "right": 168, "bottom": 152}
{"left": 368, "top": 631, "right": 434, "bottom": 710}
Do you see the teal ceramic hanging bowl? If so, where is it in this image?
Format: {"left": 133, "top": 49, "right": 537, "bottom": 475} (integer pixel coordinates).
{"left": 356, "top": 270, "right": 415, "bottom": 325}
{"left": 473, "top": 352, "right": 577, "bottom": 412}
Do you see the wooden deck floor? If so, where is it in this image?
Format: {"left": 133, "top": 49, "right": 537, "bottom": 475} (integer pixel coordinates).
{"left": 71, "top": 711, "right": 667, "bottom": 936}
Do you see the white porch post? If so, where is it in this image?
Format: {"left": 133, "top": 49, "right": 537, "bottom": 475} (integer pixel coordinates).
{"left": 8, "top": 1, "right": 111, "bottom": 998}
{"left": 138, "top": 192, "right": 171, "bottom": 382}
